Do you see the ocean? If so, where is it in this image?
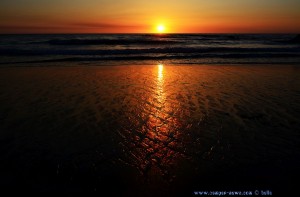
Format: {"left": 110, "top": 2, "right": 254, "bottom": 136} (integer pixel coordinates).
{"left": 0, "top": 34, "right": 300, "bottom": 65}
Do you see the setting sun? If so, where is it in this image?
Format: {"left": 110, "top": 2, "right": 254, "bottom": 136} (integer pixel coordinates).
{"left": 157, "top": 25, "right": 165, "bottom": 33}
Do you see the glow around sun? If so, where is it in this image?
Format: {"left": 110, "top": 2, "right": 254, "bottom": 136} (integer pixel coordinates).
{"left": 157, "top": 25, "right": 165, "bottom": 33}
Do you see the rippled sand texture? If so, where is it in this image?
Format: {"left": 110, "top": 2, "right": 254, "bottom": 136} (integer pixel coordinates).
{"left": 0, "top": 65, "right": 300, "bottom": 194}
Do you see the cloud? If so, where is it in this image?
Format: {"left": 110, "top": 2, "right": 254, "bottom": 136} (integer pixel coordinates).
{"left": 71, "top": 22, "right": 145, "bottom": 29}
{"left": 0, "top": 25, "right": 64, "bottom": 30}
{"left": 0, "top": 21, "right": 148, "bottom": 33}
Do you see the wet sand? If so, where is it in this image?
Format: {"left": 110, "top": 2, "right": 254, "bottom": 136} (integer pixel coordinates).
{"left": 0, "top": 64, "right": 300, "bottom": 195}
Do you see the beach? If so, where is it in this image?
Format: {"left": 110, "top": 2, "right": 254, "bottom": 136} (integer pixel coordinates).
{"left": 0, "top": 64, "right": 299, "bottom": 195}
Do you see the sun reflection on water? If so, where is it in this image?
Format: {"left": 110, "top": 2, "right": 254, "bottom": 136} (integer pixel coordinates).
{"left": 117, "top": 64, "right": 184, "bottom": 179}
{"left": 156, "top": 64, "right": 164, "bottom": 106}
{"left": 158, "top": 64, "right": 164, "bottom": 81}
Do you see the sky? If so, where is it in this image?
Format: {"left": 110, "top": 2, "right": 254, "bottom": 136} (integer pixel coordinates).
{"left": 0, "top": 0, "right": 300, "bottom": 33}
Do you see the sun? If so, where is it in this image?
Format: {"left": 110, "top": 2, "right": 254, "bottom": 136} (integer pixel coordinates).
{"left": 157, "top": 25, "right": 165, "bottom": 33}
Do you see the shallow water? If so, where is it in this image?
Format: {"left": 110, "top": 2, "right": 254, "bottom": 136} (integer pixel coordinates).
{"left": 0, "top": 64, "right": 300, "bottom": 195}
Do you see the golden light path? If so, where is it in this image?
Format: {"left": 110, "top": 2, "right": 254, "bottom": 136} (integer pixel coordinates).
{"left": 148, "top": 64, "right": 165, "bottom": 133}
{"left": 155, "top": 64, "right": 165, "bottom": 125}
{"left": 157, "top": 64, "right": 164, "bottom": 97}
{"left": 117, "top": 64, "right": 184, "bottom": 179}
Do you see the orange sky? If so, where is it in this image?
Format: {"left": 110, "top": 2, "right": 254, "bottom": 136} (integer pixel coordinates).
{"left": 0, "top": 0, "right": 299, "bottom": 33}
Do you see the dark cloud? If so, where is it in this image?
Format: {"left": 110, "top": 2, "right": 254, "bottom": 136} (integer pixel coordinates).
{"left": 0, "top": 25, "right": 65, "bottom": 30}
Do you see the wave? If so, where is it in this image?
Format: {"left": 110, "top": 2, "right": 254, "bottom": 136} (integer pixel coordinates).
{"left": 1, "top": 34, "right": 299, "bottom": 65}
{"left": 27, "top": 34, "right": 297, "bottom": 45}
{"left": 1, "top": 47, "right": 299, "bottom": 56}
{"left": 42, "top": 38, "right": 181, "bottom": 45}
{"left": 1, "top": 53, "right": 300, "bottom": 65}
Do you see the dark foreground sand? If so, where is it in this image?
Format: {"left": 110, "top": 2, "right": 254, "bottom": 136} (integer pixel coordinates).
{"left": 0, "top": 64, "right": 300, "bottom": 195}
